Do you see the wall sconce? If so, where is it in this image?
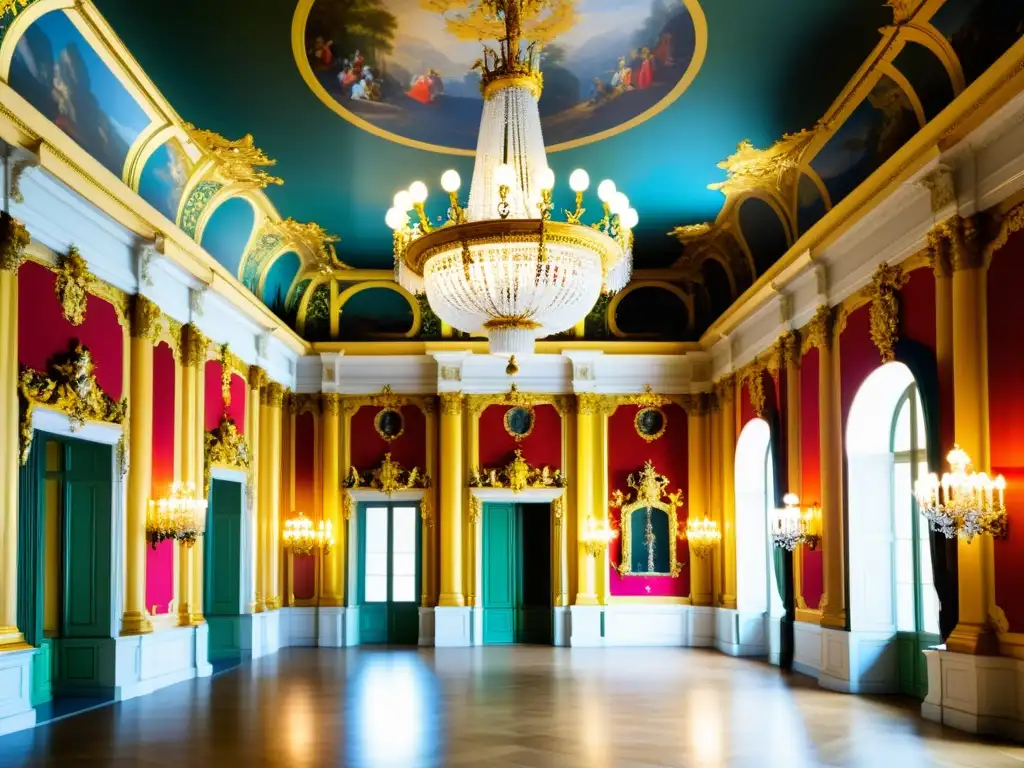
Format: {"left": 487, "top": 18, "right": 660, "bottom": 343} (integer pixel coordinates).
{"left": 147, "top": 481, "right": 207, "bottom": 548}
{"left": 771, "top": 493, "right": 820, "bottom": 551}
{"left": 683, "top": 516, "right": 721, "bottom": 559}
{"left": 283, "top": 512, "right": 334, "bottom": 556}
{"left": 915, "top": 444, "right": 1008, "bottom": 542}
{"left": 581, "top": 515, "right": 618, "bottom": 557}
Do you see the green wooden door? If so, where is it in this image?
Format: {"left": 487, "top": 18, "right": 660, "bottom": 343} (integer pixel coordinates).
{"left": 358, "top": 504, "right": 421, "bottom": 644}
{"left": 483, "top": 503, "right": 516, "bottom": 644}
{"left": 206, "top": 479, "right": 242, "bottom": 616}
{"left": 62, "top": 439, "right": 113, "bottom": 639}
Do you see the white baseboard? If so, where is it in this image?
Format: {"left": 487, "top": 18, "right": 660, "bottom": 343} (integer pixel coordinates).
{"left": 0, "top": 648, "right": 36, "bottom": 736}
{"left": 418, "top": 607, "right": 435, "bottom": 647}
{"left": 553, "top": 607, "right": 569, "bottom": 647}
{"left": 923, "top": 649, "right": 1024, "bottom": 741}
{"left": 434, "top": 607, "right": 472, "bottom": 647}
{"left": 793, "top": 621, "right": 822, "bottom": 676}
{"left": 282, "top": 607, "right": 319, "bottom": 647}
{"left": 714, "top": 608, "right": 768, "bottom": 657}
{"left": 113, "top": 626, "right": 210, "bottom": 700}
{"left": 569, "top": 605, "right": 603, "bottom": 647}
{"left": 817, "top": 627, "right": 897, "bottom": 694}
{"left": 317, "top": 607, "right": 347, "bottom": 648}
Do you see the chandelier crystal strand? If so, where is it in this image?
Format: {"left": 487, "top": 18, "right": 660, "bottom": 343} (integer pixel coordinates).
{"left": 914, "top": 444, "right": 1008, "bottom": 541}
{"left": 388, "top": 0, "right": 635, "bottom": 356}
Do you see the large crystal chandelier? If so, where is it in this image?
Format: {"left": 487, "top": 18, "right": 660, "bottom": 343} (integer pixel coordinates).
{"left": 386, "top": 1, "right": 635, "bottom": 355}
{"left": 914, "top": 445, "right": 1008, "bottom": 542}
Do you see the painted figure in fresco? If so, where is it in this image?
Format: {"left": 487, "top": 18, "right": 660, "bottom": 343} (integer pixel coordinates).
{"left": 636, "top": 47, "right": 655, "bottom": 90}
{"left": 408, "top": 73, "right": 433, "bottom": 104}
{"left": 654, "top": 33, "right": 675, "bottom": 67}
{"left": 589, "top": 77, "right": 609, "bottom": 105}
{"left": 310, "top": 36, "right": 335, "bottom": 71}
{"left": 339, "top": 65, "right": 357, "bottom": 89}
{"left": 611, "top": 57, "right": 633, "bottom": 91}
{"left": 351, "top": 77, "right": 368, "bottom": 100}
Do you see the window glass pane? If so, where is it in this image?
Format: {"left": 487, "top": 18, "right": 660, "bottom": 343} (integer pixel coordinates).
{"left": 393, "top": 552, "right": 416, "bottom": 578}
{"left": 895, "top": 537, "right": 914, "bottom": 587}
{"left": 366, "top": 507, "right": 388, "bottom": 554}
{"left": 893, "top": 464, "right": 913, "bottom": 540}
{"left": 365, "top": 575, "right": 388, "bottom": 603}
{"left": 366, "top": 553, "right": 388, "bottom": 577}
{"left": 392, "top": 507, "right": 417, "bottom": 555}
{"left": 922, "top": 586, "right": 941, "bottom": 636}
{"left": 896, "top": 581, "right": 915, "bottom": 632}
{"left": 393, "top": 575, "right": 416, "bottom": 603}
{"left": 893, "top": 399, "right": 911, "bottom": 453}
{"left": 914, "top": 393, "right": 927, "bottom": 453}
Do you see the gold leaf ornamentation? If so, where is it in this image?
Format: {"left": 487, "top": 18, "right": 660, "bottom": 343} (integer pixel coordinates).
{"left": 610, "top": 461, "right": 685, "bottom": 578}
{"left": 182, "top": 324, "right": 209, "bottom": 368}
{"left": 885, "top": 0, "right": 921, "bottom": 24}
{"left": 0, "top": 212, "right": 30, "bottom": 273}
{"left": 54, "top": 246, "right": 92, "bottom": 326}
{"left": 667, "top": 222, "right": 712, "bottom": 244}
{"left": 420, "top": 494, "right": 435, "bottom": 528}
{"left": 743, "top": 365, "right": 766, "bottom": 417}
{"left": 182, "top": 123, "right": 283, "bottom": 190}
{"left": 219, "top": 344, "right": 232, "bottom": 407}
{"left": 469, "top": 449, "right": 566, "bottom": 493}
{"left": 708, "top": 129, "right": 818, "bottom": 199}
{"left": 0, "top": 1, "right": 31, "bottom": 20}
{"left": 204, "top": 416, "right": 250, "bottom": 497}
{"left": 713, "top": 374, "right": 736, "bottom": 405}
{"left": 19, "top": 343, "right": 127, "bottom": 464}
{"left": 800, "top": 305, "right": 834, "bottom": 355}
{"left": 266, "top": 383, "right": 285, "bottom": 408}
{"left": 866, "top": 262, "right": 908, "bottom": 363}
{"left": 983, "top": 202, "right": 1024, "bottom": 264}
{"left": 271, "top": 218, "right": 345, "bottom": 273}
{"left": 468, "top": 495, "right": 482, "bottom": 525}
{"left": 248, "top": 365, "right": 267, "bottom": 391}
{"left": 344, "top": 452, "right": 430, "bottom": 496}
{"left": 439, "top": 392, "right": 464, "bottom": 416}
{"left": 130, "top": 295, "right": 163, "bottom": 342}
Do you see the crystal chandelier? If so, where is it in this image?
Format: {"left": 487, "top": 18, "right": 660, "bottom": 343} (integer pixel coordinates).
{"left": 147, "top": 482, "right": 207, "bottom": 548}
{"left": 283, "top": 512, "right": 334, "bottom": 557}
{"left": 386, "top": 1, "right": 635, "bottom": 356}
{"left": 914, "top": 444, "right": 1008, "bottom": 542}
{"left": 771, "top": 493, "right": 820, "bottom": 551}
{"left": 582, "top": 515, "right": 618, "bottom": 557}
{"left": 684, "top": 516, "right": 721, "bottom": 559}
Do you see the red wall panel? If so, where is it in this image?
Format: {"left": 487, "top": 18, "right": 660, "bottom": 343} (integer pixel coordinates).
{"left": 800, "top": 347, "right": 823, "bottom": 609}
{"left": 477, "top": 404, "right": 562, "bottom": 469}
{"left": 204, "top": 361, "right": 246, "bottom": 432}
{"left": 293, "top": 412, "right": 317, "bottom": 600}
{"left": 349, "top": 404, "right": 427, "bottom": 471}
{"left": 840, "top": 304, "right": 879, "bottom": 429}
{"left": 607, "top": 403, "right": 689, "bottom": 597}
{"left": 146, "top": 342, "right": 176, "bottom": 614}
{"left": 988, "top": 228, "right": 1024, "bottom": 629}
{"left": 18, "top": 261, "right": 123, "bottom": 398}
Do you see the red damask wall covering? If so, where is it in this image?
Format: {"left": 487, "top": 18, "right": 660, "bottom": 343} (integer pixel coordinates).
{"left": 608, "top": 403, "right": 688, "bottom": 597}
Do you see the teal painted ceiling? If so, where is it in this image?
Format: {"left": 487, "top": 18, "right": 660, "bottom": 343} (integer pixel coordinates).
{"left": 91, "top": 0, "right": 889, "bottom": 270}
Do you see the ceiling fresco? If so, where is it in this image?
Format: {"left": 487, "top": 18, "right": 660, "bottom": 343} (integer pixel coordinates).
{"left": 299, "top": 0, "right": 705, "bottom": 153}
{"left": 2, "top": 0, "right": 1021, "bottom": 343}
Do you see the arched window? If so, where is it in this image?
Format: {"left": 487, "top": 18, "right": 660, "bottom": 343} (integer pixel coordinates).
{"left": 891, "top": 384, "right": 939, "bottom": 636}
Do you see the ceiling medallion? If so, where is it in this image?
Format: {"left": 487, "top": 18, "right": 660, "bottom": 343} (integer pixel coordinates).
{"left": 385, "top": 3, "right": 646, "bottom": 355}
{"left": 296, "top": 0, "right": 706, "bottom": 154}
{"left": 504, "top": 405, "right": 535, "bottom": 441}
{"left": 634, "top": 407, "right": 667, "bottom": 442}
{"left": 374, "top": 407, "right": 405, "bottom": 442}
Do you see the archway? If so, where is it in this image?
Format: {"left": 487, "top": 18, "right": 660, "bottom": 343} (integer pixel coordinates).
{"left": 846, "top": 361, "right": 939, "bottom": 697}
{"left": 734, "top": 418, "right": 783, "bottom": 662}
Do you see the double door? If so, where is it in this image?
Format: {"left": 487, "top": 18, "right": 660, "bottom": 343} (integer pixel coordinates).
{"left": 358, "top": 504, "right": 420, "bottom": 644}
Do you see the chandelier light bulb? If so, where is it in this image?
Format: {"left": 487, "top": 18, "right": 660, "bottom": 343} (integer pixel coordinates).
{"left": 408, "top": 181, "right": 429, "bottom": 204}
{"left": 537, "top": 166, "right": 556, "bottom": 191}
{"left": 621, "top": 207, "right": 639, "bottom": 230}
{"left": 393, "top": 190, "right": 412, "bottom": 212}
{"left": 783, "top": 492, "right": 799, "bottom": 506}
{"left": 609, "top": 191, "right": 629, "bottom": 216}
{"left": 569, "top": 169, "right": 590, "bottom": 193}
{"left": 494, "top": 163, "right": 515, "bottom": 188}
{"left": 385, "top": 207, "right": 406, "bottom": 231}
{"left": 597, "top": 179, "right": 617, "bottom": 202}
{"left": 441, "top": 169, "right": 461, "bottom": 193}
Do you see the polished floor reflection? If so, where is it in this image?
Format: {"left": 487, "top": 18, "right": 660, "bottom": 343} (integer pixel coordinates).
{"left": 1, "top": 647, "right": 1022, "bottom": 767}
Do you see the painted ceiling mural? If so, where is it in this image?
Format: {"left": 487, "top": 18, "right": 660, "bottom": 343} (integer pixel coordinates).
{"left": 2, "top": 0, "right": 1022, "bottom": 342}
{"left": 299, "top": 0, "right": 705, "bottom": 153}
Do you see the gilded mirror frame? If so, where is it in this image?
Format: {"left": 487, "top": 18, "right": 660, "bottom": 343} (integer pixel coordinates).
{"left": 617, "top": 497, "right": 682, "bottom": 578}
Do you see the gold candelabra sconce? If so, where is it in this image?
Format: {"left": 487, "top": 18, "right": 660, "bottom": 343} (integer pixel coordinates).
{"left": 771, "top": 493, "right": 821, "bottom": 551}
{"left": 581, "top": 515, "right": 618, "bottom": 557}
{"left": 283, "top": 512, "right": 334, "bottom": 557}
{"left": 682, "top": 516, "right": 721, "bottom": 559}
{"left": 147, "top": 481, "right": 207, "bottom": 549}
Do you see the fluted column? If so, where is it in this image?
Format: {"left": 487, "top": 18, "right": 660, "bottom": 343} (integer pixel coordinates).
{"left": 687, "top": 396, "right": 712, "bottom": 606}
{"left": 265, "top": 383, "right": 284, "bottom": 609}
{"left": 247, "top": 367, "right": 265, "bottom": 612}
{"left": 809, "top": 306, "right": 846, "bottom": 630}
{"left": 575, "top": 394, "right": 598, "bottom": 605}
{"left": 718, "top": 376, "right": 738, "bottom": 609}
{"left": 321, "top": 393, "right": 343, "bottom": 606}
{"left": 0, "top": 220, "right": 28, "bottom": 650}
{"left": 122, "top": 297, "right": 160, "bottom": 635}
{"left": 945, "top": 217, "right": 997, "bottom": 655}
{"left": 438, "top": 392, "right": 465, "bottom": 607}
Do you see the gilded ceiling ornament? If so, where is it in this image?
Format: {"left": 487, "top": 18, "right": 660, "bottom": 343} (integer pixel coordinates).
{"left": 219, "top": 344, "right": 232, "bottom": 407}
{"left": 344, "top": 453, "right": 430, "bottom": 496}
{"left": 248, "top": 365, "right": 267, "bottom": 392}
{"left": 668, "top": 222, "right": 713, "bottom": 244}
{"left": 54, "top": 246, "right": 92, "bottom": 326}
{"left": 130, "top": 295, "right": 163, "bottom": 342}
{"left": 0, "top": 211, "right": 30, "bottom": 273}
{"left": 708, "top": 129, "right": 818, "bottom": 199}
{"left": 182, "top": 123, "right": 283, "bottom": 190}
{"left": 182, "top": 324, "right": 209, "bottom": 368}
{"left": 866, "top": 262, "right": 908, "bottom": 363}
{"left": 271, "top": 217, "right": 346, "bottom": 273}
{"left": 18, "top": 343, "right": 128, "bottom": 464}
{"left": 885, "top": 0, "right": 920, "bottom": 24}
{"left": 0, "top": 0, "right": 30, "bottom": 20}
{"left": 801, "top": 304, "right": 834, "bottom": 355}
{"left": 609, "top": 461, "right": 685, "bottom": 578}
{"left": 470, "top": 449, "right": 566, "bottom": 493}
{"left": 439, "top": 391, "right": 464, "bottom": 416}
{"left": 204, "top": 415, "right": 250, "bottom": 496}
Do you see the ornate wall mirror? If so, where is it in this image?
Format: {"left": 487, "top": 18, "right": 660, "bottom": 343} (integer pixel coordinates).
{"left": 504, "top": 405, "right": 535, "bottom": 441}
{"left": 634, "top": 407, "right": 667, "bottom": 442}
{"left": 610, "top": 461, "right": 684, "bottom": 577}
{"left": 374, "top": 407, "right": 404, "bottom": 441}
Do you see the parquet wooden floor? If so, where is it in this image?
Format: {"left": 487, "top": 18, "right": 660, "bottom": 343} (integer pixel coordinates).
{"left": 1, "top": 647, "right": 1022, "bottom": 767}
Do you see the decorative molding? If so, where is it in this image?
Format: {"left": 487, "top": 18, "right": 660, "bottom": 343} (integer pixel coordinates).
{"left": 204, "top": 416, "right": 249, "bottom": 497}
{"left": 865, "top": 262, "right": 908, "bottom": 363}
{"left": 935, "top": 215, "right": 986, "bottom": 272}
{"left": 344, "top": 453, "right": 430, "bottom": 495}
{"left": 469, "top": 494, "right": 482, "bottom": 525}
{"left": 188, "top": 286, "right": 208, "bottom": 318}
{"left": 708, "top": 129, "right": 818, "bottom": 202}
{"left": 182, "top": 324, "right": 210, "bottom": 368}
{"left": 800, "top": 305, "right": 834, "bottom": 355}
{"left": 8, "top": 154, "right": 39, "bottom": 205}
{"left": 984, "top": 202, "right": 1024, "bottom": 264}
{"left": 270, "top": 218, "right": 345, "bottom": 273}
{"left": 218, "top": 344, "right": 233, "bottom": 406}
{"left": 739, "top": 365, "right": 766, "bottom": 417}
{"left": 130, "top": 295, "right": 163, "bottom": 342}
{"left": 466, "top": 384, "right": 571, "bottom": 416}
{"left": 54, "top": 246, "right": 92, "bottom": 326}
{"left": 0, "top": 212, "right": 30, "bottom": 274}
{"left": 439, "top": 365, "right": 462, "bottom": 382}
{"left": 137, "top": 235, "right": 164, "bottom": 288}
{"left": 265, "top": 382, "right": 285, "bottom": 408}
{"left": 183, "top": 123, "right": 284, "bottom": 190}
{"left": 248, "top": 365, "right": 267, "bottom": 391}
{"left": 470, "top": 449, "right": 566, "bottom": 493}
{"left": 918, "top": 165, "right": 956, "bottom": 214}
{"left": 18, "top": 343, "right": 128, "bottom": 464}
{"left": 885, "top": 0, "right": 923, "bottom": 25}
{"left": 633, "top": 407, "right": 667, "bottom": 443}
{"left": 420, "top": 493, "right": 435, "bottom": 529}
{"left": 609, "top": 461, "right": 685, "bottom": 578}
{"left": 439, "top": 391, "right": 463, "bottom": 416}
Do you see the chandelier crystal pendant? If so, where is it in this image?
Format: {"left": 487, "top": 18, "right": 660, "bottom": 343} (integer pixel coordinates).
{"left": 684, "top": 516, "right": 721, "bottom": 559}
{"left": 914, "top": 444, "right": 1008, "bottom": 542}
{"left": 770, "top": 493, "right": 820, "bottom": 551}
{"left": 386, "top": 1, "right": 636, "bottom": 356}
{"left": 283, "top": 512, "right": 334, "bottom": 557}
{"left": 146, "top": 481, "right": 207, "bottom": 548}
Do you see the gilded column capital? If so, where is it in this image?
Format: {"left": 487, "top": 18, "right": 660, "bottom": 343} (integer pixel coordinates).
{"left": 322, "top": 392, "right": 343, "bottom": 416}
{"left": 265, "top": 382, "right": 285, "bottom": 409}
{"left": 935, "top": 215, "right": 985, "bottom": 272}
{"left": 0, "top": 212, "right": 30, "bottom": 274}
{"left": 575, "top": 392, "right": 603, "bottom": 416}
{"left": 742, "top": 365, "right": 766, "bottom": 417}
{"left": 248, "top": 365, "right": 267, "bottom": 391}
{"left": 680, "top": 392, "right": 711, "bottom": 417}
{"left": 130, "top": 294, "right": 163, "bottom": 342}
{"left": 439, "top": 391, "right": 464, "bottom": 416}
{"left": 182, "top": 323, "right": 210, "bottom": 368}
{"left": 713, "top": 374, "right": 736, "bottom": 405}
{"left": 866, "top": 262, "right": 908, "bottom": 363}
{"left": 927, "top": 227, "right": 953, "bottom": 278}
{"left": 801, "top": 304, "right": 834, "bottom": 354}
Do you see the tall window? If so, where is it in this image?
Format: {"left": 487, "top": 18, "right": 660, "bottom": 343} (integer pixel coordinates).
{"left": 891, "top": 384, "right": 939, "bottom": 636}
